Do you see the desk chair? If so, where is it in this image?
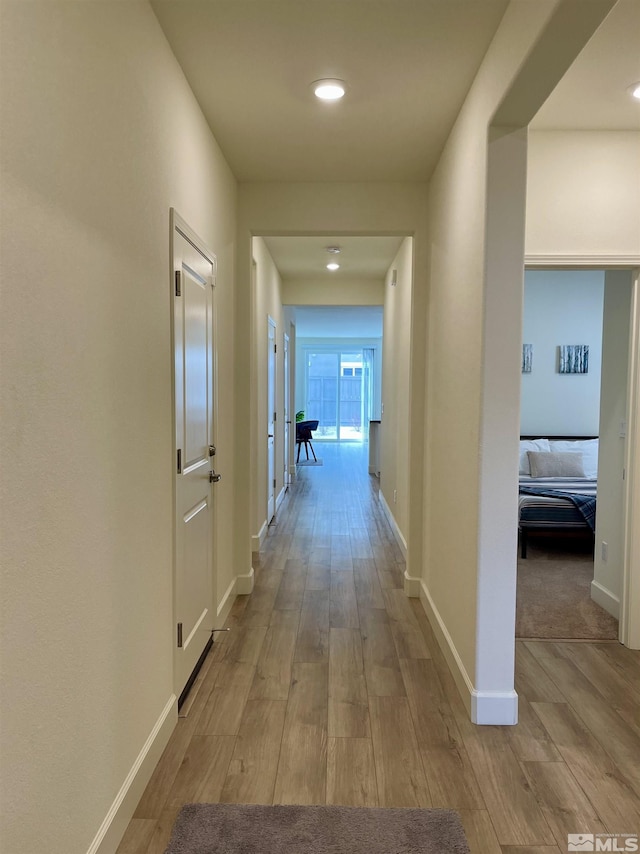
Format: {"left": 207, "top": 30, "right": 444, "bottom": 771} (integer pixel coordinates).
{"left": 296, "top": 420, "right": 319, "bottom": 463}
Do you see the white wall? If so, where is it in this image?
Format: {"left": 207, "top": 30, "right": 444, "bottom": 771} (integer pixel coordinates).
{"left": 0, "top": 4, "right": 237, "bottom": 853}
{"left": 593, "top": 272, "right": 633, "bottom": 618}
{"left": 526, "top": 131, "right": 640, "bottom": 264}
{"left": 521, "top": 271, "right": 604, "bottom": 435}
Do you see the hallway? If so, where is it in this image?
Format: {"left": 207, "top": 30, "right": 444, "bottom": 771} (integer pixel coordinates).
{"left": 119, "top": 444, "right": 640, "bottom": 854}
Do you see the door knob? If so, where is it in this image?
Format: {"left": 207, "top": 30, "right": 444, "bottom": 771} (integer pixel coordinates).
{"left": 209, "top": 470, "right": 221, "bottom": 483}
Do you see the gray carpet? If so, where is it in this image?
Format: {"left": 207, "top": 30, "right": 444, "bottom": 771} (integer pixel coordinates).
{"left": 297, "top": 458, "right": 323, "bottom": 466}
{"left": 164, "top": 803, "right": 470, "bottom": 854}
{"left": 516, "top": 540, "right": 618, "bottom": 640}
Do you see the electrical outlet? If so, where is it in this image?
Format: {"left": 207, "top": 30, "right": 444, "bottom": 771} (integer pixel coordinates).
{"left": 601, "top": 541, "right": 608, "bottom": 562}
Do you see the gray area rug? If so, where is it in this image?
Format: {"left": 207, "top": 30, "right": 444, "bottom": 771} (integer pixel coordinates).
{"left": 164, "top": 803, "right": 470, "bottom": 854}
{"left": 297, "top": 458, "right": 323, "bottom": 466}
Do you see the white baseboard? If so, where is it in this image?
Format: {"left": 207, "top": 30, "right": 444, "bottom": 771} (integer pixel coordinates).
{"left": 403, "top": 568, "right": 421, "bottom": 598}
{"left": 288, "top": 464, "right": 297, "bottom": 479}
{"left": 276, "top": 486, "right": 286, "bottom": 511}
{"left": 591, "top": 579, "right": 620, "bottom": 620}
{"left": 419, "top": 580, "right": 518, "bottom": 725}
{"left": 236, "top": 566, "right": 255, "bottom": 595}
{"left": 87, "top": 694, "right": 177, "bottom": 854}
{"left": 251, "top": 520, "right": 268, "bottom": 552}
{"left": 378, "top": 490, "right": 407, "bottom": 559}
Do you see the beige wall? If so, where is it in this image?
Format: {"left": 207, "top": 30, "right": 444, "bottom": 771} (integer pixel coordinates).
{"left": 380, "top": 238, "right": 413, "bottom": 548}
{"left": 282, "top": 278, "right": 384, "bottom": 306}
{"left": 252, "top": 237, "right": 287, "bottom": 541}
{"left": 421, "top": 0, "right": 615, "bottom": 720}
{"left": 0, "top": 3, "right": 237, "bottom": 853}
{"left": 526, "top": 131, "right": 640, "bottom": 263}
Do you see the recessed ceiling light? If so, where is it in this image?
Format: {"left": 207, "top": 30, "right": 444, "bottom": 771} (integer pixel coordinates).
{"left": 327, "top": 262, "right": 340, "bottom": 271}
{"left": 629, "top": 82, "right": 640, "bottom": 101}
{"left": 312, "top": 79, "right": 346, "bottom": 101}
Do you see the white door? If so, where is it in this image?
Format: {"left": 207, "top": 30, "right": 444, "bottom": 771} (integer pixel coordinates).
{"left": 267, "top": 317, "right": 276, "bottom": 522}
{"left": 172, "top": 213, "right": 218, "bottom": 698}
{"left": 283, "top": 332, "right": 290, "bottom": 488}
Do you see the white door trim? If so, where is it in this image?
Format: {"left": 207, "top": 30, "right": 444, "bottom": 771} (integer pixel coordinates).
{"left": 622, "top": 269, "right": 640, "bottom": 648}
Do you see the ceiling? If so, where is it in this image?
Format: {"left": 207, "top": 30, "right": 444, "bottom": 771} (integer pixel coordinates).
{"left": 151, "top": 0, "right": 639, "bottom": 288}
{"left": 263, "top": 236, "right": 404, "bottom": 280}
{"left": 151, "top": 0, "right": 510, "bottom": 183}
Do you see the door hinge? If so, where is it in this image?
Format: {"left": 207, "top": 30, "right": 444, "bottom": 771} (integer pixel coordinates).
{"left": 177, "top": 449, "right": 182, "bottom": 474}
{"left": 274, "top": 343, "right": 277, "bottom": 354}
{"left": 177, "top": 622, "right": 183, "bottom": 648}
{"left": 209, "top": 275, "right": 216, "bottom": 288}
{"left": 273, "top": 478, "right": 276, "bottom": 488}
{"left": 274, "top": 411, "right": 277, "bottom": 422}
{"left": 175, "top": 270, "right": 182, "bottom": 297}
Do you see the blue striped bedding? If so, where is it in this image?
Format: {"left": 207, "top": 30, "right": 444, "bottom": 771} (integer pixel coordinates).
{"left": 518, "top": 476, "right": 597, "bottom": 531}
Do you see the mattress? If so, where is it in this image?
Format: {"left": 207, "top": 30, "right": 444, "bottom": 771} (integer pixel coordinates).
{"left": 518, "top": 476, "right": 597, "bottom": 530}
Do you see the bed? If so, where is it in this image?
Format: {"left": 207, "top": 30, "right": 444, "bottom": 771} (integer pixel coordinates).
{"left": 518, "top": 436, "right": 598, "bottom": 558}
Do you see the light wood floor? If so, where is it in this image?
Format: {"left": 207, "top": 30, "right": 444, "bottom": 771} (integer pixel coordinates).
{"left": 118, "top": 443, "right": 640, "bottom": 854}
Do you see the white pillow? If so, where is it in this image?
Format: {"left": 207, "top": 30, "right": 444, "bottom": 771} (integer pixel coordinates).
{"left": 528, "top": 450, "right": 586, "bottom": 478}
{"left": 519, "top": 439, "right": 551, "bottom": 474}
{"left": 550, "top": 439, "right": 598, "bottom": 479}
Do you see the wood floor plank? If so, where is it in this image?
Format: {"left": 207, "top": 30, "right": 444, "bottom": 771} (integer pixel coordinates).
{"left": 399, "top": 657, "right": 460, "bottom": 748}
{"left": 220, "top": 699, "right": 286, "bottom": 804}
{"left": 327, "top": 737, "right": 378, "bottom": 806}
{"left": 328, "top": 627, "right": 369, "bottom": 738}
{"left": 273, "top": 662, "right": 328, "bottom": 805}
{"left": 143, "top": 806, "right": 181, "bottom": 854}
{"left": 521, "top": 760, "right": 607, "bottom": 847}
{"left": 458, "top": 810, "right": 502, "bottom": 854}
{"left": 165, "top": 734, "right": 236, "bottom": 808}
{"left": 389, "top": 614, "right": 431, "bottom": 660}
{"left": 352, "top": 557, "right": 386, "bottom": 609}
{"left": 248, "top": 625, "right": 297, "bottom": 701}
{"left": 534, "top": 653, "right": 640, "bottom": 797}
{"left": 360, "top": 608, "right": 406, "bottom": 697}
{"left": 196, "top": 661, "right": 255, "bottom": 736}
{"left": 368, "top": 695, "right": 431, "bottom": 808}
{"left": 592, "top": 642, "right": 640, "bottom": 690}
{"left": 420, "top": 746, "right": 485, "bottom": 809}
{"left": 515, "top": 642, "right": 567, "bottom": 704}
{"left": 224, "top": 625, "right": 268, "bottom": 665}
{"left": 531, "top": 701, "right": 640, "bottom": 831}
{"left": 114, "top": 819, "right": 156, "bottom": 854}
{"left": 273, "top": 559, "right": 307, "bottom": 610}
{"left": 507, "top": 695, "right": 562, "bottom": 762}
{"left": 554, "top": 641, "right": 640, "bottom": 737}
{"left": 294, "top": 588, "right": 330, "bottom": 663}
{"left": 454, "top": 724, "right": 556, "bottom": 846}
{"left": 329, "top": 571, "right": 359, "bottom": 629}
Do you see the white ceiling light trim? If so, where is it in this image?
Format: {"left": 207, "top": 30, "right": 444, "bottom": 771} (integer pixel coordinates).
{"left": 326, "top": 262, "right": 340, "bottom": 271}
{"left": 312, "top": 79, "right": 346, "bottom": 101}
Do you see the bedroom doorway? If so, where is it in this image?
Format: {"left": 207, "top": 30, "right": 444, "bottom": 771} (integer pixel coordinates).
{"left": 516, "top": 268, "right": 635, "bottom": 643}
